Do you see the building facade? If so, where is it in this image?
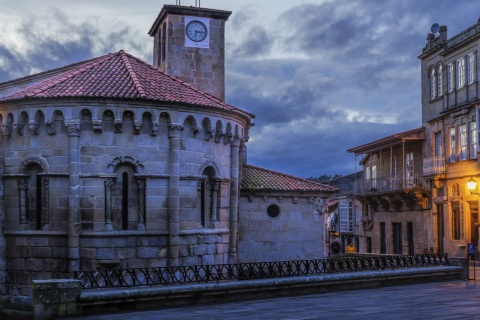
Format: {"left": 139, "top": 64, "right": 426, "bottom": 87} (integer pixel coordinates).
{"left": 348, "top": 128, "right": 431, "bottom": 255}
{"left": 419, "top": 21, "right": 480, "bottom": 257}
{"left": 0, "top": 4, "right": 337, "bottom": 304}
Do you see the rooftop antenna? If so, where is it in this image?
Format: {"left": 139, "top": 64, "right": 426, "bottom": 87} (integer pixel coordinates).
{"left": 431, "top": 23, "right": 440, "bottom": 34}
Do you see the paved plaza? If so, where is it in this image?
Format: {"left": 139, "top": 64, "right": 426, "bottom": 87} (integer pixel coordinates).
{"left": 66, "top": 267, "right": 480, "bottom": 320}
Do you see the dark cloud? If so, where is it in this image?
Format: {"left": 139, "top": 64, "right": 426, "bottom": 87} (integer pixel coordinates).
{"left": 0, "top": 6, "right": 149, "bottom": 82}
{"left": 233, "top": 26, "right": 273, "bottom": 57}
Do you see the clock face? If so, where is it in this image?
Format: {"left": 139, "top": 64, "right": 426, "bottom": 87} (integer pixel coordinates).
{"left": 186, "top": 20, "right": 208, "bottom": 42}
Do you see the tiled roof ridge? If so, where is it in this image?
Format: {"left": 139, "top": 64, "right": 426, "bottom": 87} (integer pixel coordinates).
{"left": 113, "top": 51, "right": 250, "bottom": 115}
{"left": 0, "top": 55, "right": 102, "bottom": 88}
{"left": 243, "top": 163, "right": 335, "bottom": 189}
{"left": 119, "top": 50, "right": 146, "bottom": 98}
{"left": 5, "top": 52, "right": 117, "bottom": 100}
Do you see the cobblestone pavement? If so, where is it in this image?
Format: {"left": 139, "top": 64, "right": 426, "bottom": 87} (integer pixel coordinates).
{"left": 66, "top": 267, "right": 480, "bottom": 320}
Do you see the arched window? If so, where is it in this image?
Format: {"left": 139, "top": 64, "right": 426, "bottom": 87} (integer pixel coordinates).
{"left": 198, "top": 166, "right": 219, "bottom": 228}
{"left": 105, "top": 157, "right": 146, "bottom": 231}
{"left": 437, "top": 65, "right": 443, "bottom": 96}
{"left": 20, "top": 162, "right": 49, "bottom": 230}
{"left": 430, "top": 68, "right": 436, "bottom": 99}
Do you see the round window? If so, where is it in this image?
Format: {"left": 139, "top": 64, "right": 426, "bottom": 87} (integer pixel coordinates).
{"left": 267, "top": 204, "right": 280, "bottom": 218}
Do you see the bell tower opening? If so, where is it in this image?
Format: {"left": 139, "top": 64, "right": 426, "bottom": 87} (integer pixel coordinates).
{"left": 148, "top": 4, "right": 232, "bottom": 100}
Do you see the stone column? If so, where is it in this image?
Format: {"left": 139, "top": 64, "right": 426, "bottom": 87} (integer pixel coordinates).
{"left": 66, "top": 121, "right": 81, "bottom": 273}
{"left": 228, "top": 138, "right": 240, "bottom": 264}
{"left": 167, "top": 124, "right": 183, "bottom": 267}
{"left": 43, "top": 177, "right": 49, "bottom": 230}
{"left": 18, "top": 178, "right": 29, "bottom": 230}
{"left": 104, "top": 178, "right": 114, "bottom": 231}
{"left": 209, "top": 181, "right": 219, "bottom": 228}
{"left": 137, "top": 178, "right": 146, "bottom": 230}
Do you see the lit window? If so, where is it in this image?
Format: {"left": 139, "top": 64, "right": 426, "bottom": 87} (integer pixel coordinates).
{"left": 468, "top": 53, "right": 475, "bottom": 85}
{"left": 371, "top": 165, "right": 377, "bottom": 188}
{"left": 471, "top": 122, "right": 478, "bottom": 159}
{"left": 449, "top": 127, "right": 456, "bottom": 162}
{"left": 457, "top": 58, "right": 466, "bottom": 88}
{"left": 459, "top": 124, "right": 467, "bottom": 160}
{"left": 339, "top": 200, "right": 353, "bottom": 233}
{"left": 437, "top": 65, "right": 443, "bottom": 96}
{"left": 447, "top": 63, "right": 454, "bottom": 92}
{"left": 405, "top": 152, "right": 414, "bottom": 188}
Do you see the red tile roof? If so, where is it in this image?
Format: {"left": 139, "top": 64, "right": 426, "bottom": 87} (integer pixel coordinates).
{"left": 0, "top": 50, "right": 253, "bottom": 118}
{"left": 241, "top": 164, "right": 338, "bottom": 193}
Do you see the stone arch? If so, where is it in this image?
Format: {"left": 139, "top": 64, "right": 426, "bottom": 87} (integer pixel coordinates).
{"left": 106, "top": 155, "right": 145, "bottom": 174}
{"left": 215, "top": 120, "right": 224, "bottom": 143}
{"left": 46, "top": 110, "right": 66, "bottom": 135}
{"left": 224, "top": 122, "right": 233, "bottom": 144}
{"left": 19, "top": 155, "right": 50, "bottom": 230}
{"left": 15, "top": 111, "right": 29, "bottom": 136}
{"left": 197, "top": 161, "right": 221, "bottom": 228}
{"left": 182, "top": 115, "right": 198, "bottom": 139}
{"left": 121, "top": 109, "right": 135, "bottom": 134}
{"left": 105, "top": 155, "right": 146, "bottom": 231}
{"left": 2, "top": 113, "right": 13, "bottom": 137}
{"left": 80, "top": 108, "right": 94, "bottom": 132}
{"left": 20, "top": 155, "right": 49, "bottom": 174}
{"left": 201, "top": 117, "right": 213, "bottom": 141}
{"left": 102, "top": 109, "right": 116, "bottom": 132}
{"left": 141, "top": 111, "right": 153, "bottom": 135}
{"left": 198, "top": 160, "right": 220, "bottom": 178}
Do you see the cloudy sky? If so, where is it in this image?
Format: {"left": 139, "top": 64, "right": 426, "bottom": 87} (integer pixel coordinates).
{"left": 0, "top": 0, "right": 479, "bottom": 179}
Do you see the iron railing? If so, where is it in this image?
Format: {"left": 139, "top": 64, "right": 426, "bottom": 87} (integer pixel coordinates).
{"left": 73, "top": 253, "right": 448, "bottom": 289}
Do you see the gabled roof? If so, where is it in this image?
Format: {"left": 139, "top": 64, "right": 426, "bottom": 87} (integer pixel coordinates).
{"left": 347, "top": 127, "right": 425, "bottom": 155}
{"left": 241, "top": 164, "right": 338, "bottom": 194}
{"left": 0, "top": 50, "right": 253, "bottom": 119}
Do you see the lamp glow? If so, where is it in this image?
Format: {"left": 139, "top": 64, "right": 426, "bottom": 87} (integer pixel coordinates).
{"left": 467, "top": 177, "right": 477, "bottom": 191}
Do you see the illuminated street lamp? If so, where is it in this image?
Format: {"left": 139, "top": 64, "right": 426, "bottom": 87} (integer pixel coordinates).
{"left": 467, "top": 177, "right": 477, "bottom": 193}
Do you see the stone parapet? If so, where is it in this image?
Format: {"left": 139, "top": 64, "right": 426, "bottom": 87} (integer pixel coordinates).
{"left": 32, "top": 279, "right": 82, "bottom": 320}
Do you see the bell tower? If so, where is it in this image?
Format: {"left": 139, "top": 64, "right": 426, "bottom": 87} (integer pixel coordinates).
{"left": 149, "top": 4, "right": 232, "bottom": 100}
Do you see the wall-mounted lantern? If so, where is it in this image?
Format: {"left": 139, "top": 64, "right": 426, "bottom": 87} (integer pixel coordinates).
{"left": 467, "top": 177, "right": 478, "bottom": 193}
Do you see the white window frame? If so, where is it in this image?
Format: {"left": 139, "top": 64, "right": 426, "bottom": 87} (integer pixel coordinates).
{"left": 431, "top": 68, "right": 436, "bottom": 99}
{"left": 471, "top": 122, "right": 478, "bottom": 159}
{"left": 437, "top": 65, "right": 443, "bottom": 96}
{"left": 457, "top": 58, "right": 466, "bottom": 89}
{"left": 450, "top": 127, "right": 456, "bottom": 162}
{"left": 447, "top": 63, "right": 454, "bottom": 92}
{"left": 339, "top": 200, "right": 353, "bottom": 233}
{"left": 468, "top": 53, "right": 475, "bottom": 85}
{"left": 459, "top": 124, "right": 467, "bottom": 161}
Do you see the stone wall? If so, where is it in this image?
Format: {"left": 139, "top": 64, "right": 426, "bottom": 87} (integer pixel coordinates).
{"left": 238, "top": 195, "right": 325, "bottom": 262}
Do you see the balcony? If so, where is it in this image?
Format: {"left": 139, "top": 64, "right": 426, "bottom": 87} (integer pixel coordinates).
{"left": 353, "top": 173, "right": 427, "bottom": 195}
{"left": 423, "top": 156, "right": 446, "bottom": 175}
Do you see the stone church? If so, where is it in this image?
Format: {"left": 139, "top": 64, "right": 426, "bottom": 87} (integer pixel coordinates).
{"left": 0, "top": 4, "right": 337, "bottom": 299}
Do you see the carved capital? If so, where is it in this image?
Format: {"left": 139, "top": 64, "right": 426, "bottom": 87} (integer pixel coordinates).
{"left": 92, "top": 120, "right": 103, "bottom": 133}
{"left": 2, "top": 123, "right": 11, "bottom": 137}
{"left": 66, "top": 123, "right": 81, "bottom": 137}
{"left": 215, "top": 129, "right": 225, "bottom": 143}
{"left": 14, "top": 121, "right": 25, "bottom": 136}
{"left": 168, "top": 124, "right": 184, "bottom": 138}
{"left": 193, "top": 125, "right": 202, "bottom": 138}
{"left": 28, "top": 120, "right": 40, "bottom": 135}
{"left": 45, "top": 120, "right": 55, "bottom": 135}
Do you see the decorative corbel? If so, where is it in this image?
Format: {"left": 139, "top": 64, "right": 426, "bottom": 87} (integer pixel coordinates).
{"left": 134, "top": 121, "right": 142, "bottom": 134}
{"left": 224, "top": 132, "right": 233, "bottom": 144}
{"left": 28, "top": 120, "right": 40, "bottom": 135}
{"left": 151, "top": 121, "right": 159, "bottom": 136}
{"left": 215, "top": 129, "right": 226, "bottom": 143}
{"left": 2, "top": 123, "right": 12, "bottom": 137}
{"left": 45, "top": 120, "right": 55, "bottom": 135}
{"left": 193, "top": 125, "right": 202, "bottom": 138}
{"left": 114, "top": 119, "right": 122, "bottom": 133}
{"left": 92, "top": 120, "right": 103, "bottom": 133}
{"left": 14, "top": 121, "right": 25, "bottom": 135}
